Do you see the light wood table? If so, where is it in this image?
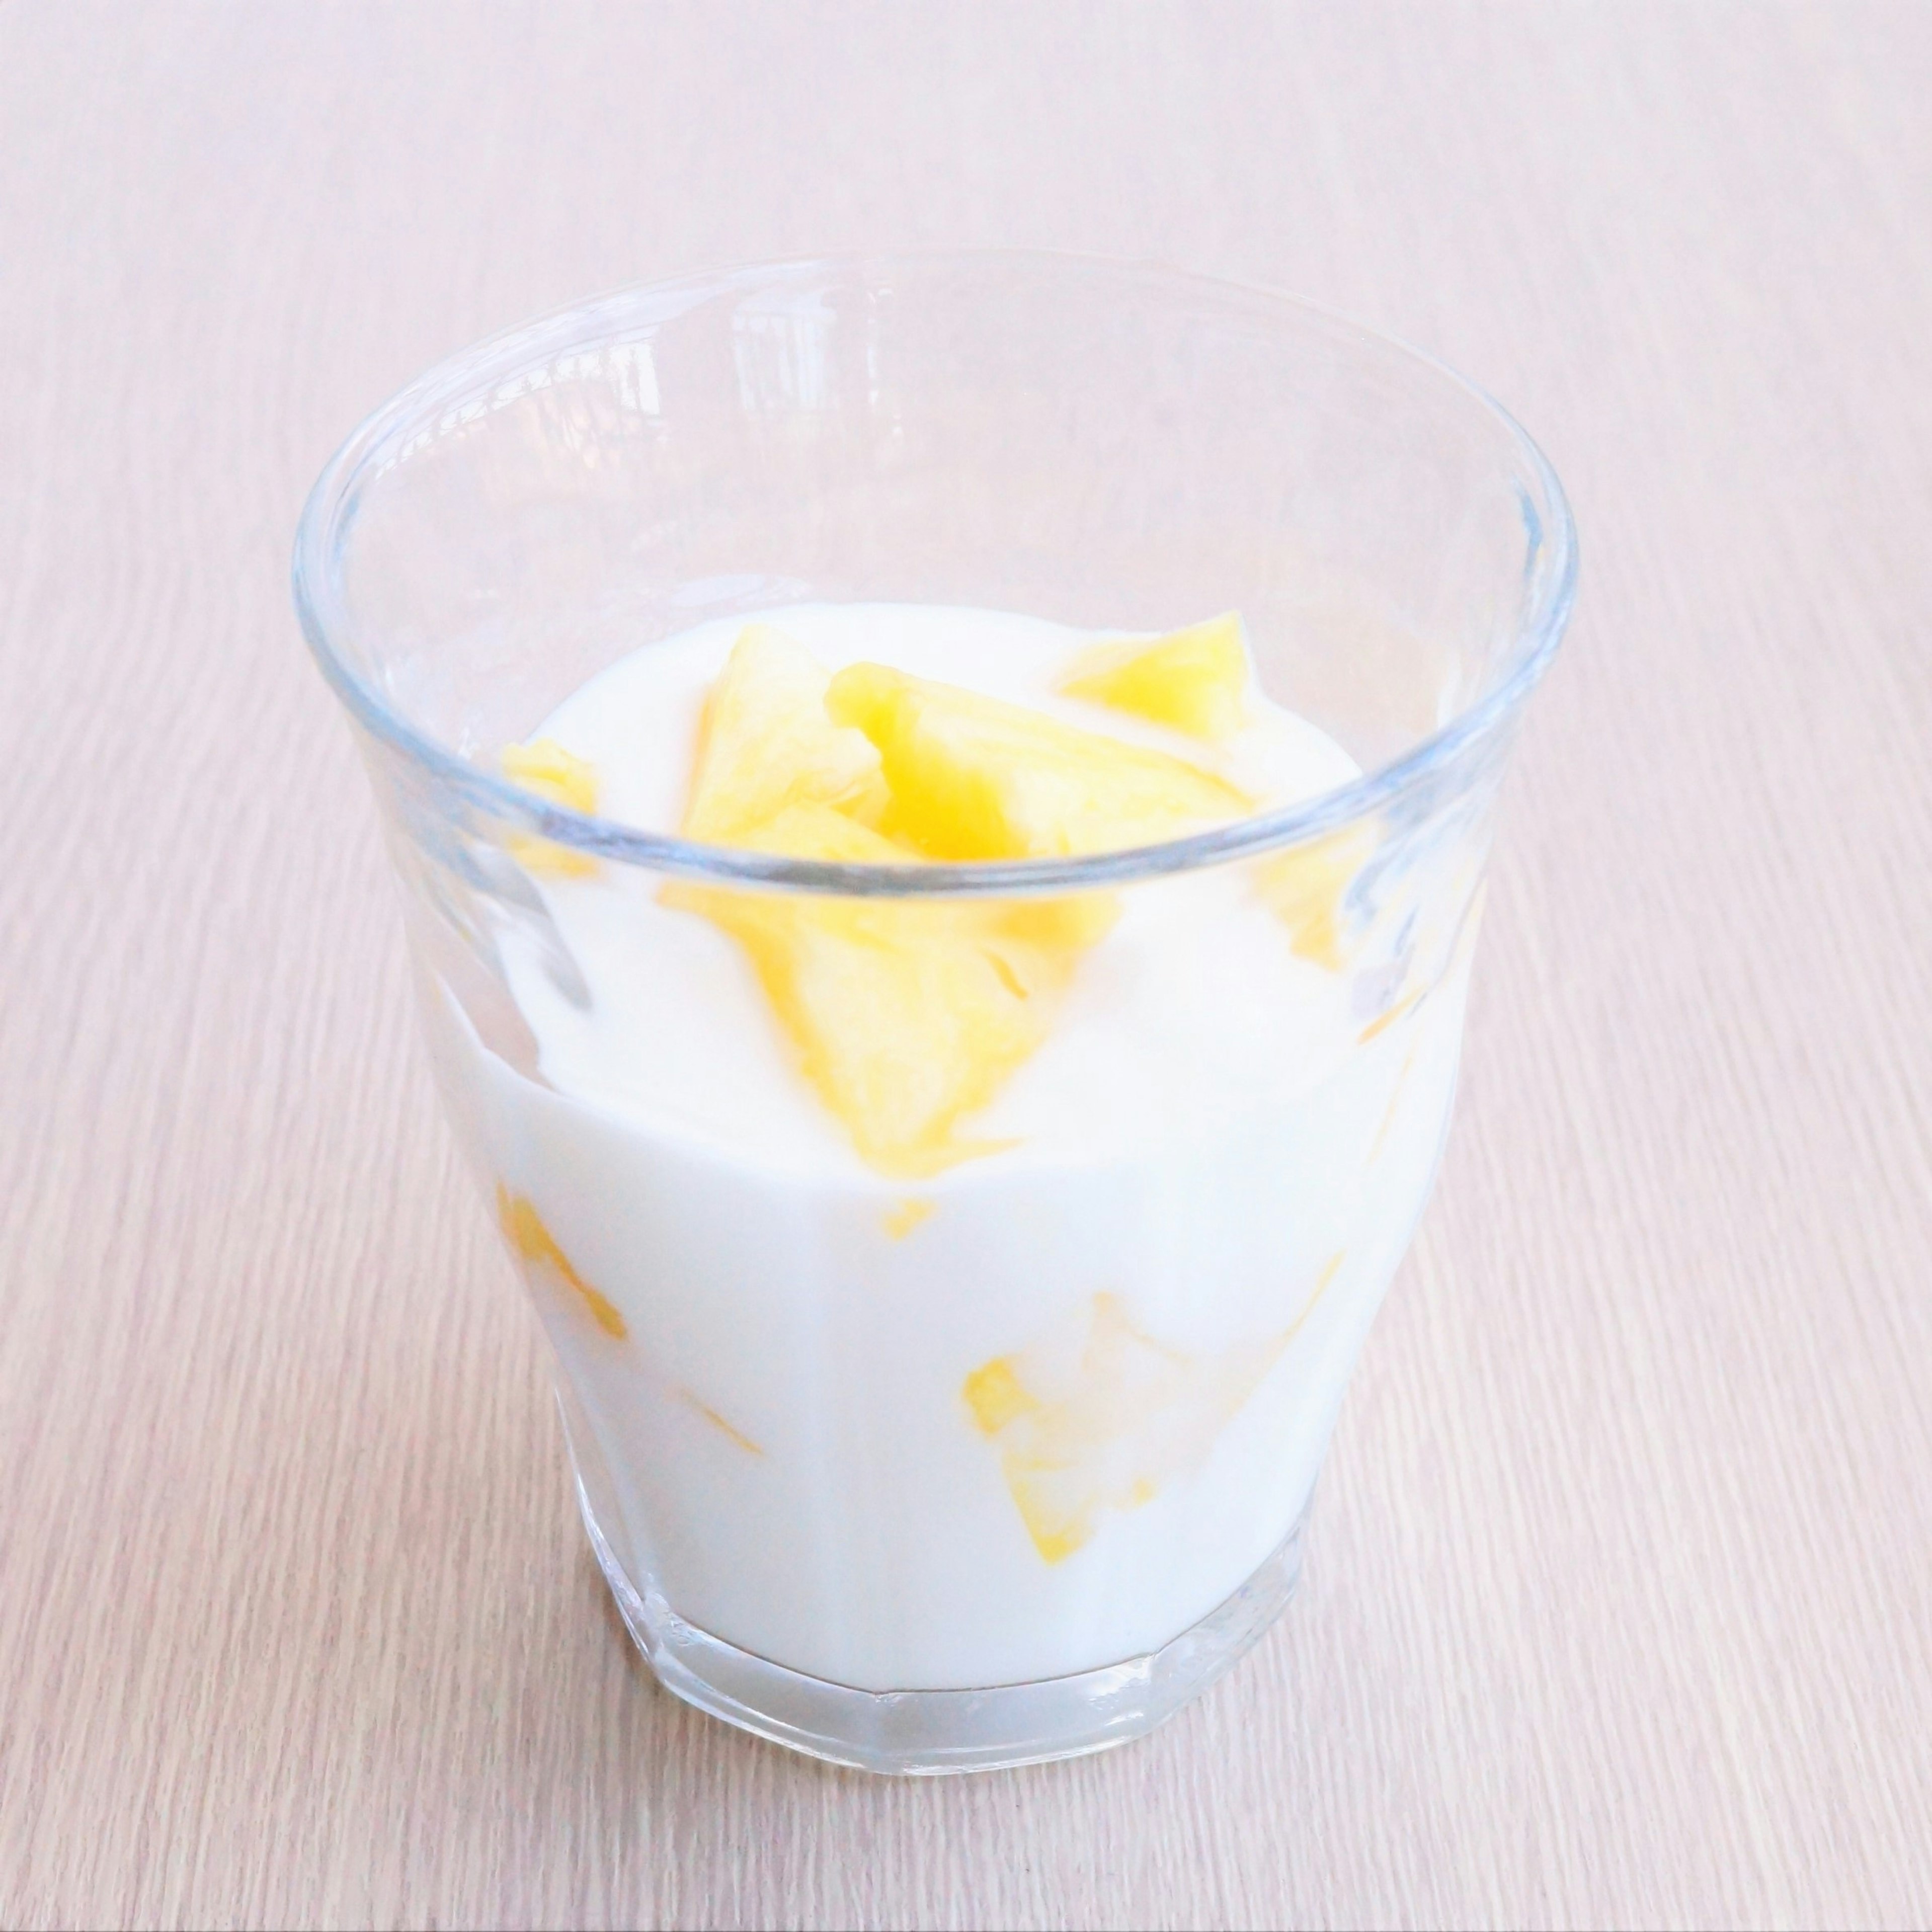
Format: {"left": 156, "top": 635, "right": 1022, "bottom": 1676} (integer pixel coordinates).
{"left": 3, "top": 6, "right": 1927, "bottom": 1925}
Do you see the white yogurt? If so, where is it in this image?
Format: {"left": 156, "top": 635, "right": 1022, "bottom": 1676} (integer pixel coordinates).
{"left": 422, "top": 605, "right": 1469, "bottom": 1691}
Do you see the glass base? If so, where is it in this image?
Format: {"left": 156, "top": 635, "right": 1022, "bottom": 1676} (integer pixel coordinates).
{"left": 563, "top": 1423, "right": 1310, "bottom": 1775}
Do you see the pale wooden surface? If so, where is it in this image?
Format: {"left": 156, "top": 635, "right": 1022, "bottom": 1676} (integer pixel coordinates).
{"left": 3, "top": 4, "right": 1929, "bottom": 1926}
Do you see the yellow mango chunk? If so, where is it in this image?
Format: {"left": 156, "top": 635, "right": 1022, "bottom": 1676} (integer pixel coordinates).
{"left": 965, "top": 1258, "right": 1345, "bottom": 1562}
{"left": 682, "top": 624, "right": 889, "bottom": 842}
{"left": 502, "top": 738, "right": 599, "bottom": 877}
{"left": 503, "top": 736, "right": 598, "bottom": 814}
{"left": 665, "top": 803, "right": 1084, "bottom": 1175}
{"left": 1254, "top": 824, "right": 1377, "bottom": 971}
{"left": 826, "top": 663, "right": 1252, "bottom": 860}
{"left": 1058, "top": 611, "right": 1252, "bottom": 741}
{"left": 496, "top": 1185, "right": 627, "bottom": 1338}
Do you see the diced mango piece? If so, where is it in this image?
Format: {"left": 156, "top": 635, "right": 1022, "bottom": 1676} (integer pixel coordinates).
{"left": 503, "top": 737, "right": 598, "bottom": 813}
{"left": 502, "top": 738, "right": 599, "bottom": 877}
{"left": 682, "top": 624, "right": 889, "bottom": 842}
{"left": 826, "top": 663, "right": 1251, "bottom": 860}
{"left": 496, "top": 1184, "right": 627, "bottom": 1338}
{"left": 666, "top": 639, "right": 1186, "bottom": 1169}
{"left": 1058, "top": 611, "right": 1252, "bottom": 740}
{"left": 665, "top": 803, "right": 1083, "bottom": 1175}
{"left": 1254, "top": 824, "right": 1377, "bottom": 971}
{"left": 965, "top": 1258, "right": 1345, "bottom": 1562}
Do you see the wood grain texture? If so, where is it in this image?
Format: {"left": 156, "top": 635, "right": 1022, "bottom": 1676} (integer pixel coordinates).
{"left": 2, "top": 4, "right": 1929, "bottom": 1925}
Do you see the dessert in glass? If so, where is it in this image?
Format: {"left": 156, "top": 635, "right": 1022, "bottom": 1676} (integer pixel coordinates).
{"left": 294, "top": 255, "right": 1576, "bottom": 1773}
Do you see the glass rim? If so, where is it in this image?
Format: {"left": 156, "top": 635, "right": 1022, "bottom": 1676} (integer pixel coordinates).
{"left": 293, "top": 249, "right": 1578, "bottom": 899}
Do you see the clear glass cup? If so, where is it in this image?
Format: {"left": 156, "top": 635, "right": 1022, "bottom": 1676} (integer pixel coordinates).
{"left": 294, "top": 254, "right": 1576, "bottom": 1774}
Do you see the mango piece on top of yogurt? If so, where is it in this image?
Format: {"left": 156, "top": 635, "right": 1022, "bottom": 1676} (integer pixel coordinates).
{"left": 665, "top": 798, "right": 1075, "bottom": 1175}
{"left": 682, "top": 623, "right": 890, "bottom": 843}
{"left": 501, "top": 737, "right": 600, "bottom": 877}
{"left": 1057, "top": 611, "right": 1252, "bottom": 741}
{"left": 825, "top": 662, "right": 1251, "bottom": 860}
{"left": 669, "top": 625, "right": 1254, "bottom": 1173}
{"left": 666, "top": 627, "right": 1103, "bottom": 1172}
